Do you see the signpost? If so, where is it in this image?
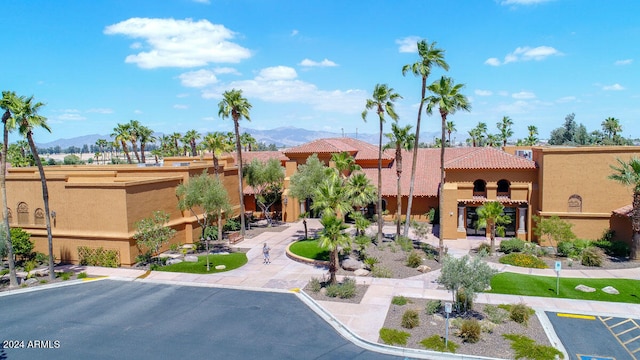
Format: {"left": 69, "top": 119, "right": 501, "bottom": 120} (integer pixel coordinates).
{"left": 444, "top": 302, "right": 452, "bottom": 347}
{"left": 555, "top": 261, "right": 562, "bottom": 295}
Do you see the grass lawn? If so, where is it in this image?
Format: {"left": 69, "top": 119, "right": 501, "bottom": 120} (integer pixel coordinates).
{"left": 158, "top": 253, "right": 248, "bottom": 274}
{"left": 489, "top": 272, "right": 640, "bottom": 304}
{"left": 289, "top": 239, "right": 330, "bottom": 261}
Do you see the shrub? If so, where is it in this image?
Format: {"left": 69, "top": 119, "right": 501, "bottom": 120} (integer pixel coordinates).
{"left": 10, "top": 228, "right": 33, "bottom": 259}
{"left": 420, "top": 335, "right": 458, "bottom": 353}
{"left": 458, "top": 318, "right": 481, "bottom": 343}
{"left": 169, "top": 243, "right": 181, "bottom": 253}
{"left": 484, "top": 304, "right": 509, "bottom": 324}
{"left": 223, "top": 217, "right": 241, "bottom": 232}
{"left": 406, "top": 250, "right": 423, "bottom": 268}
{"left": 364, "top": 256, "right": 379, "bottom": 269}
{"left": 396, "top": 236, "right": 413, "bottom": 252}
{"left": 420, "top": 243, "right": 437, "bottom": 260}
{"left": 499, "top": 253, "right": 548, "bottom": 269}
{"left": 58, "top": 271, "right": 72, "bottom": 281}
{"left": 401, "top": 309, "right": 420, "bottom": 329}
{"left": 581, "top": 247, "right": 604, "bottom": 267}
{"left": 507, "top": 303, "right": 534, "bottom": 325}
{"left": 477, "top": 242, "right": 492, "bottom": 254}
{"left": 379, "top": 328, "right": 410, "bottom": 346}
{"left": 456, "top": 288, "right": 473, "bottom": 313}
{"left": 371, "top": 265, "right": 393, "bottom": 278}
{"left": 500, "top": 238, "right": 525, "bottom": 254}
{"left": 34, "top": 252, "right": 48, "bottom": 265}
{"left": 503, "top": 334, "right": 564, "bottom": 360}
{"left": 480, "top": 319, "right": 497, "bottom": 333}
{"left": 23, "top": 259, "right": 37, "bottom": 278}
{"left": 556, "top": 241, "right": 575, "bottom": 257}
{"left": 425, "top": 300, "right": 442, "bottom": 315}
{"left": 77, "top": 272, "right": 88, "bottom": 279}
{"left": 325, "top": 278, "right": 356, "bottom": 299}
{"left": 308, "top": 277, "right": 322, "bottom": 293}
{"left": 522, "top": 242, "right": 545, "bottom": 257}
{"left": 593, "top": 239, "right": 630, "bottom": 257}
{"left": 391, "top": 296, "right": 409, "bottom": 306}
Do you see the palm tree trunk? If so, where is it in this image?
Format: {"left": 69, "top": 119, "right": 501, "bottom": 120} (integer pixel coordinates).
{"left": 1, "top": 112, "right": 18, "bottom": 287}
{"left": 121, "top": 141, "right": 132, "bottom": 164}
{"left": 131, "top": 141, "right": 141, "bottom": 163}
{"left": 26, "top": 132, "right": 55, "bottom": 280}
{"left": 438, "top": 111, "right": 447, "bottom": 262}
{"left": 403, "top": 76, "right": 427, "bottom": 237}
{"left": 396, "top": 168, "right": 402, "bottom": 239}
{"left": 191, "top": 141, "right": 197, "bottom": 157}
{"left": 140, "top": 143, "right": 146, "bottom": 163}
{"left": 377, "top": 119, "right": 383, "bottom": 243}
{"left": 631, "top": 192, "right": 640, "bottom": 260}
{"left": 329, "top": 249, "right": 338, "bottom": 284}
{"left": 233, "top": 118, "right": 246, "bottom": 236}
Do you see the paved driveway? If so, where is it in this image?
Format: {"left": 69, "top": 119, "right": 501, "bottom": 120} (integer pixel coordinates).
{"left": 1, "top": 280, "right": 404, "bottom": 360}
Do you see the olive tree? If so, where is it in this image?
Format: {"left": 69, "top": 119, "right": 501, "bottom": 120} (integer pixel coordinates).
{"left": 437, "top": 253, "right": 497, "bottom": 313}
{"left": 243, "top": 158, "right": 284, "bottom": 226}
{"left": 133, "top": 210, "right": 177, "bottom": 263}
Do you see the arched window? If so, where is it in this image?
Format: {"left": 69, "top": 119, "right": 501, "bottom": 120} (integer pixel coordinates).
{"left": 497, "top": 179, "right": 511, "bottom": 197}
{"left": 17, "top": 202, "right": 29, "bottom": 225}
{"left": 35, "top": 208, "right": 45, "bottom": 226}
{"left": 473, "top": 179, "right": 487, "bottom": 196}
{"left": 568, "top": 194, "right": 582, "bottom": 212}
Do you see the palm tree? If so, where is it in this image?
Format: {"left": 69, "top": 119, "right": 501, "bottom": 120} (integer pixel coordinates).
{"left": 183, "top": 129, "right": 200, "bottom": 157}
{"left": 312, "top": 174, "right": 352, "bottom": 221}
{"left": 608, "top": 157, "right": 640, "bottom": 260}
{"left": 467, "top": 128, "right": 480, "bottom": 147}
{"left": 445, "top": 120, "right": 456, "bottom": 146}
{"left": 318, "top": 213, "right": 351, "bottom": 284}
{"left": 218, "top": 89, "right": 252, "bottom": 236}
{"left": 128, "top": 120, "right": 142, "bottom": 163}
{"left": 137, "top": 125, "right": 155, "bottom": 164}
{"left": 497, "top": 116, "right": 514, "bottom": 146}
{"left": 95, "top": 139, "right": 108, "bottom": 164}
{"left": 111, "top": 123, "right": 133, "bottom": 164}
{"left": 240, "top": 132, "right": 257, "bottom": 152}
{"left": 331, "top": 151, "right": 361, "bottom": 178}
{"left": 384, "top": 123, "right": 415, "bottom": 238}
{"left": 346, "top": 172, "right": 377, "bottom": 212}
{"left": 1, "top": 91, "right": 20, "bottom": 287}
{"left": 486, "top": 134, "right": 500, "bottom": 147}
{"left": 525, "top": 125, "right": 539, "bottom": 146}
{"left": 602, "top": 117, "right": 622, "bottom": 140}
{"left": 476, "top": 201, "right": 511, "bottom": 255}
{"left": 474, "top": 122, "right": 488, "bottom": 147}
{"left": 362, "top": 83, "right": 402, "bottom": 243}
{"left": 170, "top": 132, "right": 182, "bottom": 156}
{"left": 425, "top": 76, "right": 471, "bottom": 261}
{"left": 401, "top": 39, "right": 449, "bottom": 238}
{"left": 15, "top": 95, "right": 56, "bottom": 280}
{"left": 202, "top": 132, "right": 234, "bottom": 176}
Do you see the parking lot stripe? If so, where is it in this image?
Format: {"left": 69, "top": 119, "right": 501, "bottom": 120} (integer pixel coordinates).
{"left": 624, "top": 335, "right": 640, "bottom": 345}
{"left": 610, "top": 319, "right": 633, "bottom": 329}
{"left": 557, "top": 313, "right": 596, "bottom": 320}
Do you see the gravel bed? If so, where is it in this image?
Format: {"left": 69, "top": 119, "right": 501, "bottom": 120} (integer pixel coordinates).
{"left": 382, "top": 300, "right": 552, "bottom": 359}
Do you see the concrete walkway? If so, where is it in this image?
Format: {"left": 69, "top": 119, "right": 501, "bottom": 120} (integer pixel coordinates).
{"left": 57, "top": 219, "right": 640, "bottom": 351}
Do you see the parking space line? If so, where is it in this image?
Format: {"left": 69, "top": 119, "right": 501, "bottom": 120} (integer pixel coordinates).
{"left": 624, "top": 335, "right": 640, "bottom": 345}
{"left": 618, "top": 327, "right": 638, "bottom": 336}
{"left": 599, "top": 316, "right": 639, "bottom": 360}
{"left": 610, "top": 319, "right": 633, "bottom": 329}
{"left": 557, "top": 313, "right": 596, "bottom": 320}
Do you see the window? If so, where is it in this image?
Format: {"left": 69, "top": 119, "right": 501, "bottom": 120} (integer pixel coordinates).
{"left": 17, "top": 202, "right": 29, "bottom": 225}
{"left": 473, "top": 179, "right": 487, "bottom": 196}
{"left": 497, "top": 179, "right": 510, "bottom": 197}
{"left": 568, "top": 194, "right": 582, "bottom": 212}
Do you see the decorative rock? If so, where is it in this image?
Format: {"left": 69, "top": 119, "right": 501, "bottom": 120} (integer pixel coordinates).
{"left": 215, "top": 265, "right": 226, "bottom": 270}
{"left": 341, "top": 256, "right": 363, "bottom": 271}
{"left": 575, "top": 284, "right": 596, "bottom": 293}
{"left": 181, "top": 244, "right": 195, "bottom": 249}
{"left": 166, "top": 258, "right": 183, "bottom": 265}
{"left": 354, "top": 268, "right": 370, "bottom": 276}
{"left": 416, "top": 265, "right": 431, "bottom": 273}
{"left": 25, "top": 278, "right": 38, "bottom": 286}
{"left": 184, "top": 255, "right": 198, "bottom": 262}
{"left": 601, "top": 286, "right": 619, "bottom": 295}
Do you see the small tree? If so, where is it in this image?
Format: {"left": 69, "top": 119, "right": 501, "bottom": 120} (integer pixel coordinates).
{"left": 133, "top": 211, "right": 176, "bottom": 263}
{"left": 243, "top": 158, "right": 285, "bottom": 226}
{"left": 437, "top": 254, "right": 497, "bottom": 313}
{"left": 10, "top": 228, "right": 34, "bottom": 261}
{"left": 533, "top": 215, "right": 576, "bottom": 248}
{"left": 318, "top": 213, "right": 351, "bottom": 284}
{"left": 289, "top": 154, "right": 330, "bottom": 238}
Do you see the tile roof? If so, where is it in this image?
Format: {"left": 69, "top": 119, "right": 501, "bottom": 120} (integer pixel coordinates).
{"left": 612, "top": 204, "right": 633, "bottom": 217}
{"left": 444, "top": 147, "right": 537, "bottom": 170}
{"left": 284, "top": 137, "right": 392, "bottom": 161}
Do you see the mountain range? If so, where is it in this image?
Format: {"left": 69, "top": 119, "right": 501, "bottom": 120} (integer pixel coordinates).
{"left": 36, "top": 126, "right": 445, "bottom": 149}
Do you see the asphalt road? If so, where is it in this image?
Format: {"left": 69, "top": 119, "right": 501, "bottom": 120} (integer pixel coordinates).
{"left": 546, "top": 311, "right": 638, "bottom": 360}
{"left": 1, "top": 280, "right": 402, "bottom": 360}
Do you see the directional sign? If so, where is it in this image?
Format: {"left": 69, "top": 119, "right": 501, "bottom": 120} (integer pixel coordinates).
{"left": 555, "top": 261, "right": 562, "bottom": 272}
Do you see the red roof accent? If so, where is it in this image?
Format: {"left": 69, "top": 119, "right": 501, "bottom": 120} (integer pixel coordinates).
{"left": 284, "top": 137, "right": 392, "bottom": 161}
{"left": 612, "top": 204, "right": 633, "bottom": 217}
{"left": 445, "top": 147, "right": 537, "bottom": 170}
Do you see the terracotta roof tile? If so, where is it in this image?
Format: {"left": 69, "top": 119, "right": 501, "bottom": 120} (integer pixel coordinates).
{"left": 284, "top": 137, "right": 392, "bottom": 161}
{"left": 445, "top": 147, "right": 537, "bottom": 170}
{"left": 612, "top": 204, "right": 633, "bottom": 217}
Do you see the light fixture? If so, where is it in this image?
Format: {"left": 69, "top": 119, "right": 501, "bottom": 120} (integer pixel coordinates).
{"left": 51, "top": 211, "right": 56, "bottom": 219}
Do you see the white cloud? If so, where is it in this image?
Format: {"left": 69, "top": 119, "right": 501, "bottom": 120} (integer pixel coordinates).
{"left": 213, "top": 67, "right": 241, "bottom": 75}
{"left": 485, "top": 46, "right": 561, "bottom": 66}
{"left": 396, "top": 36, "right": 421, "bottom": 53}
{"left": 58, "top": 112, "right": 86, "bottom": 121}
{"left": 202, "top": 66, "right": 367, "bottom": 114}
{"left": 104, "top": 18, "right": 251, "bottom": 68}
{"left": 134, "top": 110, "right": 143, "bottom": 114}
{"left": 173, "top": 104, "right": 189, "bottom": 110}
{"left": 130, "top": 42, "right": 142, "bottom": 49}
{"left": 179, "top": 69, "right": 219, "bottom": 88}
{"left": 512, "top": 91, "right": 536, "bottom": 99}
{"left": 299, "top": 58, "right": 338, "bottom": 67}
{"left": 499, "top": 0, "right": 552, "bottom": 5}
{"left": 86, "top": 108, "right": 114, "bottom": 114}
{"left": 192, "top": 0, "right": 210, "bottom": 4}
{"left": 614, "top": 59, "right": 633, "bottom": 66}
{"left": 556, "top": 96, "right": 577, "bottom": 103}
{"left": 291, "top": 29, "right": 299, "bottom": 37}
{"left": 603, "top": 83, "right": 625, "bottom": 91}
{"left": 475, "top": 89, "right": 493, "bottom": 96}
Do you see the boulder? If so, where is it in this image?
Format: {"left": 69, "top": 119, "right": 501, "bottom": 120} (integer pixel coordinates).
{"left": 181, "top": 244, "right": 195, "bottom": 249}
{"left": 25, "top": 278, "right": 38, "bottom": 286}
{"left": 354, "top": 268, "right": 370, "bottom": 276}
{"left": 601, "top": 286, "right": 619, "bottom": 295}
{"left": 341, "top": 256, "right": 363, "bottom": 271}
{"left": 166, "top": 258, "right": 183, "bottom": 265}
{"left": 215, "top": 265, "right": 226, "bottom": 270}
{"left": 184, "top": 255, "right": 198, "bottom": 263}
{"left": 416, "top": 265, "right": 431, "bottom": 273}
{"left": 575, "top": 284, "right": 596, "bottom": 293}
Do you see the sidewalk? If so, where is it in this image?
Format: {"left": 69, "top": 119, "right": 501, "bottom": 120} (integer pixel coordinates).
{"left": 65, "top": 219, "right": 640, "bottom": 345}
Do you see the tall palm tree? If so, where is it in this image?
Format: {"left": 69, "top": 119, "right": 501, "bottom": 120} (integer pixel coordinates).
{"left": 111, "top": 123, "right": 132, "bottom": 164}
{"left": 602, "top": 117, "right": 622, "bottom": 140}
{"left": 346, "top": 172, "right": 377, "bottom": 212}
{"left": 331, "top": 151, "right": 361, "bottom": 178}
{"left": 474, "top": 122, "right": 488, "bottom": 147}
{"left": 525, "top": 125, "right": 539, "bottom": 146}
{"left": 401, "top": 39, "right": 449, "bottom": 237}
{"left": 384, "top": 123, "right": 415, "bottom": 238}
{"left": 0, "top": 91, "right": 20, "bottom": 287}
{"left": 497, "top": 116, "right": 514, "bottom": 146}
{"left": 467, "top": 128, "right": 480, "bottom": 147}
{"left": 170, "top": 132, "right": 182, "bottom": 156}
{"left": 203, "top": 131, "right": 234, "bottom": 176}
{"left": 312, "top": 173, "right": 352, "bottom": 221}
{"left": 486, "top": 134, "right": 500, "bottom": 147}
{"left": 425, "top": 76, "right": 471, "bottom": 261}
{"left": 137, "top": 125, "right": 155, "bottom": 164}
{"left": 445, "top": 120, "right": 456, "bottom": 146}
{"left": 608, "top": 157, "right": 640, "bottom": 260}
{"left": 128, "top": 120, "right": 142, "bottom": 163}
{"left": 95, "top": 139, "right": 108, "bottom": 165}
{"left": 183, "top": 129, "right": 200, "bottom": 157}
{"left": 218, "top": 89, "right": 252, "bottom": 236}
{"left": 15, "top": 95, "right": 56, "bottom": 280}
{"left": 318, "top": 213, "right": 351, "bottom": 284}
{"left": 240, "top": 132, "right": 257, "bottom": 152}
{"left": 476, "top": 201, "right": 511, "bottom": 255}
{"left": 362, "top": 83, "right": 402, "bottom": 243}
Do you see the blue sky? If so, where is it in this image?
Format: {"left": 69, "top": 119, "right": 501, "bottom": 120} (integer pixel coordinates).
{"left": 3, "top": 0, "right": 639, "bottom": 144}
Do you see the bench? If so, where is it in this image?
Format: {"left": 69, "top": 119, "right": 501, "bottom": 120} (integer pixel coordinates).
{"left": 228, "top": 231, "right": 244, "bottom": 244}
